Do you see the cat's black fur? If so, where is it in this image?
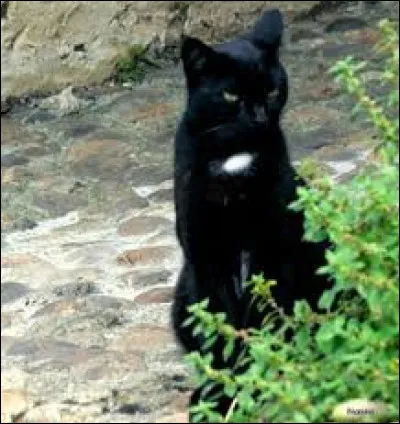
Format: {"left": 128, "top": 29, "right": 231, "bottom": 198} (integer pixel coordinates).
{"left": 172, "top": 9, "right": 332, "bottom": 415}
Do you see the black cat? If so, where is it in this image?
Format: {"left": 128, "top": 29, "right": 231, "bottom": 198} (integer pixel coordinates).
{"left": 172, "top": 9, "right": 332, "bottom": 416}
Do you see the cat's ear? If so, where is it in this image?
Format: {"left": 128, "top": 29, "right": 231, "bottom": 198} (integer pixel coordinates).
{"left": 250, "top": 9, "right": 283, "bottom": 54}
{"left": 181, "top": 35, "right": 217, "bottom": 79}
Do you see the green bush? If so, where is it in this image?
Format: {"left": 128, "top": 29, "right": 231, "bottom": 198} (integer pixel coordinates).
{"left": 114, "top": 44, "right": 160, "bottom": 85}
{"left": 183, "top": 19, "right": 399, "bottom": 423}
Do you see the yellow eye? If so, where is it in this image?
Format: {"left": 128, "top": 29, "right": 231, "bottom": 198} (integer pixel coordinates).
{"left": 223, "top": 91, "right": 239, "bottom": 103}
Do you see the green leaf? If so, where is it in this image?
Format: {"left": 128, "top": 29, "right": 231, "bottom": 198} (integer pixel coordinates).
{"left": 293, "top": 300, "right": 312, "bottom": 321}
{"left": 182, "top": 314, "right": 196, "bottom": 328}
{"left": 223, "top": 338, "right": 235, "bottom": 362}
{"left": 294, "top": 326, "right": 311, "bottom": 351}
{"left": 223, "top": 382, "right": 237, "bottom": 398}
{"left": 293, "top": 412, "right": 310, "bottom": 423}
{"left": 192, "top": 324, "right": 204, "bottom": 337}
{"left": 202, "top": 334, "right": 218, "bottom": 351}
{"left": 318, "top": 287, "right": 338, "bottom": 310}
{"left": 316, "top": 323, "right": 335, "bottom": 353}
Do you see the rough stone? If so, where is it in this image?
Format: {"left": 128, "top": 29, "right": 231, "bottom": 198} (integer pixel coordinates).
{"left": 130, "top": 165, "right": 173, "bottom": 187}
{"left": 66, "top": 138, "right": 133, "bottom": 179}
{"left": 169, "top": 391, "right": 191, "bottom": 413}
{"left": 128, "top": 102, "right": 178, "bottom": 123}
{"left": 1, "top": 259, "right": 62, "bottom": 292}
{"left": 70, "top": 350, "right": 145, "bottom": 381}
{"left": 118, "top": 216, "right": 172, "bottom": 237}
{"left": 110, "top": 324, "right": 174, "bottom": 353}
{"left": 39, "top": 86, "right": 91, "bottom": 116}
{"left": 1, "top": 97, "right": 11, "bottom": 114}
{"left": 116, "top": 246, "right": 176, "bottom": 269}
{"left": 108, "top": 190, "right": 150, "bottom": 214}
{"left": 63, "top": 245, "right": 119, "bottom": 267}
{"left": 1, "top": 389, "right": 31, "bottom": 423}
{"left": 120, "top": 269, "right": 173, "bottom": 288}
{"left": 1, "top": 368, "right": 30, "bottom": 390}
{"left": 1, "top": 166, "right": 31, "bottom": 185}
{"left": 343, "top": 27, "right": 381, "bottom": 45}
{"left": 320, "top": 42, "right": 373, "bottom": 60}
{"left": 183, "top": 1, "right": 319, "bottom": 43}
{"left": 1, "top": 1, "right": 324, "bottom": 99}
{"left": 16, "top": 142, "right": 50, "bottom": 157}
{"left": 17, "top": 403, "right": 63, "bottom": 423}
{"left": 155, "top": 412, "right": 189, "bottom": 423}
{"left": 301, "top": 80, "right": 340, "bottom": 101}
{"left": 1, "top": 282, "right": 30, "bottom": 305}
{"left": 135, "top": 287, "right": 174, "bottom": 304}
{"left": 148, "top": 188, "right": 174, "bottom": 203}
{"left": 33, "top": 299, "right": 81, "bottom": 319}
{"left": 325, "top": 17, "right": 367, "bottom": 33}
{"left": 1, "top": 117, "right": 44, "bottom": 146}
{"left": 34, "top": 189, "right": 89, "bottom": 217}
{"left": 52, "top": 281, "right": 98, "bottom": 298}
{"left": 1, "top": 253, "right": 46, "bottom": 268}
{"left": 24, "top": 110, "right": 58, "bottom": 125}
{"left": 1, "top": 336, "right": 18, "bottom": 355}
{"left": 284, "top": 105, "right": 344, "bottom": 131}
{"left": 1, "top": 153, "right": 29, "bottom": 167}
{"left": 1, "top": 312, "right": 13, "bottom": 329}
{"left": 62, "top": 122, "right": 99, "bottom": 139}
{"left": 5, "top": 338, "right": 82, "bottom": 362}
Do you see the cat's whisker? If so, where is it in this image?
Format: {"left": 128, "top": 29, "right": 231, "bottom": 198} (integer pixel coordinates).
{"left": 200, "top": 123, "right": 231, "bottom": 135}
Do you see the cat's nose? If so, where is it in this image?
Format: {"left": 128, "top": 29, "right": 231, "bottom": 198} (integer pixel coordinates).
{"left": 253, "top": 105, "right": 267, "bottom": 124}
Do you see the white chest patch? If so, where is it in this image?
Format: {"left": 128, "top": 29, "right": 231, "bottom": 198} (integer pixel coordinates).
{"left": 222, "top": 153, "right": 254, "bottom": 175}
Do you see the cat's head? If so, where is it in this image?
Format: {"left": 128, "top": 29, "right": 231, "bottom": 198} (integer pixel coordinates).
{"left": 180, "top": 9, "right": 288, "bottom": 139}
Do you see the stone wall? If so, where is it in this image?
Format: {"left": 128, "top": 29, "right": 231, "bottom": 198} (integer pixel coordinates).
{"left": 1, "top": 1, "right": 322, "bottom": 99}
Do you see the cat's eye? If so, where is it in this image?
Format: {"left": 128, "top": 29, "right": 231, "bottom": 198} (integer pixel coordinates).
{"left": 223, "top": 91, "right": 239, "bottom": 103}
{"left": 267, "top": 89, "right": 279, "bottom": 101}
